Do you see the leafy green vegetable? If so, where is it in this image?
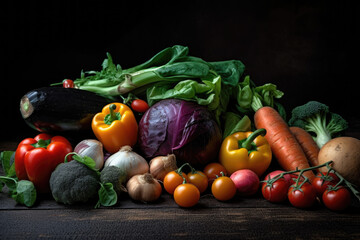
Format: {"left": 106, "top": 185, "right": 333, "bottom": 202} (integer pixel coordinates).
{"left": 222, "top": 113, "right": 251, "bottom": 139}
{"left": 58, "top": 45, "right": 285, "bottom": 136}
{"left": 12, "top": 180, "right": 37, "bottom": 207}
{"left": 146, "top": 73, "right": 221, "bottom": 110}
{"left": 1, "top": 151, "right": 16, "bottom": 178}
{"left": 0, "top": 151, "right": 37, "bottom": 207}
{"left": 71, "top": 46, "right": 212, "bottom": 98}
{"left": 234, "top": 75, "right": 285, "bottom": 119}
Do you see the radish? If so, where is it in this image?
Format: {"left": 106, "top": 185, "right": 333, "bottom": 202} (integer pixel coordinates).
{"left": 230, "top": 169, "right": 260, "bottom": 196}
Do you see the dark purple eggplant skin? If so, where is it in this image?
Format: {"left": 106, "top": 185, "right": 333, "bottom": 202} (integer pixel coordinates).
{"left": 20, "top": 87, "right": 112, "bottom": 133}
{"left": 138, "top": 99, "right": 222, "bottom": 168}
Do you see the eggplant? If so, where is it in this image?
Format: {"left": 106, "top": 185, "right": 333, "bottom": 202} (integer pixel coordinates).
{"left": 20, "top": 87, "right": 112, "bottom": 133}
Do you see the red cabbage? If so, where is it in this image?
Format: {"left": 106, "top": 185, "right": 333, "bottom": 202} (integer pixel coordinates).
{"left": 138, "top": 99, "right": 222, "bottom": 167}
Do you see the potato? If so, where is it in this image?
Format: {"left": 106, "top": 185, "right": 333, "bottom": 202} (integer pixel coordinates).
{"left": 318, "top": 137, "right": 360, "bottom": 187}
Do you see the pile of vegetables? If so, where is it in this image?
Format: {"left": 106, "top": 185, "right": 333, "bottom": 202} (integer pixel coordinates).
{"left": 1, "top": 45, "right": 359, "bottom": 212}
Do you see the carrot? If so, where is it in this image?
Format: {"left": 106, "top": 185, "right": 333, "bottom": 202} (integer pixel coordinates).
{"left": 290, "top": 126, "right": 320, "bottom": 168}
{"left": 254, "top": 106, "right": 315, "bottom": 181}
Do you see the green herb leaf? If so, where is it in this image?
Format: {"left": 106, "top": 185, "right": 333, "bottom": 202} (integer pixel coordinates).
{"left": 0, "top": 176, "right": 17, "bottom": 192}
{"left": 97, "top": 182, "right": 118, "bottom": 208}
{"left": 12, "top": 180, "right": 37, "bottom": 207}
{"left": 72, "top": 154, "right": 97, "bottom": 172}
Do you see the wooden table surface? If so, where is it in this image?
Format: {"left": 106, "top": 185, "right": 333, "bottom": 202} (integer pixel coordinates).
{"left": 1, "top": 131, "right": 360, "bottom": 240}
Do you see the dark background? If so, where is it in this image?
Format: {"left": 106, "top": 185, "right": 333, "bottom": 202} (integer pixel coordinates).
{"left": 3, "top": 1, "right": 359, "bottom": 141}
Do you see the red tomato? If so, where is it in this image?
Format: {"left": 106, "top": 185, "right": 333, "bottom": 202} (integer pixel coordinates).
{"left": 187, "top": 171, "right": 208, "bottom": 193}
{"left": 322, "top": 186, "right": 352, "bottom": 211}
{"left": 131, "top": 99, "right": 149, "bottom": 113}
{"left": 163, "top": 171, "right": 189, "bottom": 195}
{"left": 263, "top": 170, "right": 298, "bottom": 186}
{"left": 211, "top": 175, "right": 236, "bottom": 201}
{"left": 312, "top": 172, "right": 340, "bottom": 197}
{"left": 261, "top": 178, "right": 290, "bottom": 203}
{"left": 288, "top": 182, "right": 317, "bottom": 208}
{"left": 203, "top": 162, "right": 227, "bottom": 184}
{"left": 174, "top": 183, "right": 200, "bottom": 208}
{"left": 63, "top": 79, "right": 74, "bottom": 88}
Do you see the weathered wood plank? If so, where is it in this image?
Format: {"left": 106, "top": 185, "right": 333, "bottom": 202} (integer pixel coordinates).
{"left": 1, "top": 207, "right": 359, "bottom": 240}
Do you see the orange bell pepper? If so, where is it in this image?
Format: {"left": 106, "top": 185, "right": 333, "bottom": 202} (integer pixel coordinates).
{"left": 92, "top": 103, "right": 138, "bottom": 153}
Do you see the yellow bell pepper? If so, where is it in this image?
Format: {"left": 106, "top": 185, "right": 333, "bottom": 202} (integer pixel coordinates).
{"left": 219, "top": 128, "right": 272, "bottom": 176}
{"left": 92, "top": 103, "right": 138, "bottom": 153}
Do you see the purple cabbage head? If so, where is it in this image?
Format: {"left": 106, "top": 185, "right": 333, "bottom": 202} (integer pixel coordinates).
{"left": 138, "top": 99, "right": 222, "bottom": 167}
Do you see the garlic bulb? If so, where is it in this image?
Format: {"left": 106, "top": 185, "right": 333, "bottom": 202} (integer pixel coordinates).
{"left": 149, "top": 154, "right": 177, "bottom": 181}
{"left": 105, "top": 145, "right": 149, "bottom": 180}
{"left": 126, "top": 173, "right": 162, "bottom": 202}
{"left": 74, "top": 139, "right": 104, "bottom": 170}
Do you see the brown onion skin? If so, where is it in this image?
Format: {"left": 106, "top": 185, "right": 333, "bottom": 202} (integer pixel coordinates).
{"left": 149, "top": 154, "right": 177, "bottom": 181}
{"left": 126, "top": 173, "right": 162, "bottom": 202}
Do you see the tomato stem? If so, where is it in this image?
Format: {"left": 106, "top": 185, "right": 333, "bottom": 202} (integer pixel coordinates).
{"left": 263, "top": 161, "right": 333, "bottom": 186}
{"left": 326, "top": 166, "right": 360, "bottom": 201}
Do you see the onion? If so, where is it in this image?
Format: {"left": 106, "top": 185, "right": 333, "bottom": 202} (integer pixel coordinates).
{"left": 105, "top": 145, "right": 149, "bottom": 180}
{"left": 74, "top": 139, "right": 104, "bottom": 170}
{"left": 149, "top": 154, "right": 178, "bottom": 181}
{"left": 126, "top": 173, "right": 162, "bottom": 202}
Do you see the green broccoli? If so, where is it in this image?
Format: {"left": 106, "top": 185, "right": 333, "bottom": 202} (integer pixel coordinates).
{"left": 49, "top": 160, "right": 100, "bottom": 205}
{"left": 100, "top": 166, "right": 127, "bottom": 195}
{"left": 288, "top": 101, "right": 348, "bottom": 148}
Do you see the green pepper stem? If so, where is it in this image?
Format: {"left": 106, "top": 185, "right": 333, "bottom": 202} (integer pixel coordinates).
{"left": 241, "top": 128, "right": 267, "bottom": 150}
{"left": 108, "top": 104, "right": 117, "bottom": 122}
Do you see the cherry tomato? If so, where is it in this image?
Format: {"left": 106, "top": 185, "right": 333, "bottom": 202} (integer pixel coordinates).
{"left": 163, "top": 171, "right": 189, "bottom": 195}
{"left": 174, "top": 183, "right": 200, "bottom": 207}
{"left": 263, "top": 170, "right": 300, "bottom": 186}
{"left": 261, "top": 178, "right": 290, "bottom": 203}
{"left": 312, "top": 172, "right": 340, "bottom": 197}
{"left": 322, "top": 186, "right": 352, "bottom": 211}
{"left": 131, "top": 99, "right": 149, "bottom": 113}
{"left": 288, "top": 181, "right": 317, "bottom": 208}
{"left": 63, "top": 79, "right": 74, "bottom": 88}
{"left": 211, "top": 175, "right": 236, "bottom": 201}
{"left": 203, "top": 162, "right": 227, "bottom": 184}
{"left": 187, "top": 171, "right": 208, "bottom": 193}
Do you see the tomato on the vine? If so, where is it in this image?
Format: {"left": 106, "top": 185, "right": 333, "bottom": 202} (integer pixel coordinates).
{"left": 288, "top": 181, "right": 317, "bottom": 208}
{"left": 261, "top": 178, "right": 290, "bottom": 203}
{"left": 187, "top": 170, "right": 208, "bottom": 193}
{"left": 131, "top": 99, "right": 149, "bottom": 113}
{"left": 312, "top": 172, "right": 340, "bottom": 197}
{"left": 163, "top": 171, "right": 189, "bottom": 195}
{"left": 174, "top": 183, "right": 200, "bottom": 208}
{"left": 322, "top": 186, "right": 352, "bottom": 211}
{"left": 203, "top": 162, "right": 227, "bottom": 184}
{"left": 62, "top": 79, "right": 74, "bottom": 88}
{"left": 211, "top": 175, "right": 236, "bottom": 201}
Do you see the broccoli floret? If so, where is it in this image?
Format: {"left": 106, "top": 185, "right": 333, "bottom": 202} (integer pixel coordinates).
{"left": 100, "top": 166, "right": 126, "bottom": 195}
{"left": 49, "top": 160, "right": 100, "bottom": 205}
{"left": 289, "top": 101, "right": 348, "bottom": 148}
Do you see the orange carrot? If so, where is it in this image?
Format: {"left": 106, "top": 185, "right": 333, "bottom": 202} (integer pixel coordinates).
{"left": 290, "top": 126, "right": 320, "bottom": 168}
{"left": 254, "top": 106, "right": 315, "bottom": 180}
